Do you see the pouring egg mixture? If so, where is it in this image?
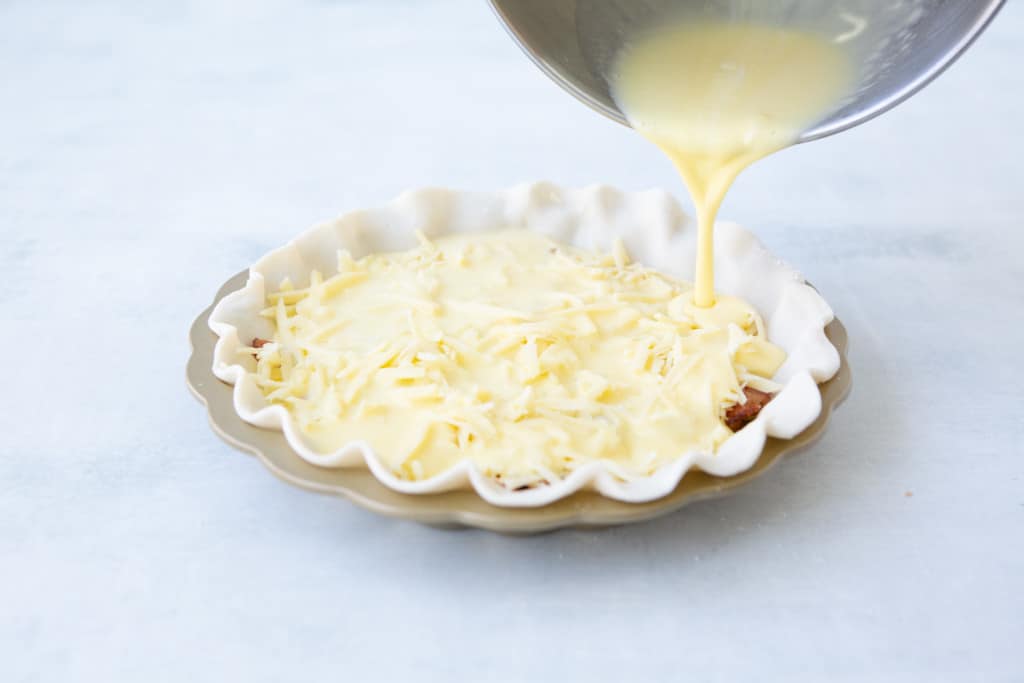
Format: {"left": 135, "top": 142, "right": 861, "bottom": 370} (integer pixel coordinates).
{"left": 250, "top": 231, "right": 784, "bottom": 489}
{"left": 612, "top": 21, "right": 854, "bottom": 306}
{"left": 247, "top": 20, "right": 853, "bottom": 489}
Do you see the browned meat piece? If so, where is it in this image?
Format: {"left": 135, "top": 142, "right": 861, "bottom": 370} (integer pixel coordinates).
{"left": 724, "top": 387, "right": 775, "bottom": 432}
{"left": 252, "top": 337, "right": 271, "bottom": 349}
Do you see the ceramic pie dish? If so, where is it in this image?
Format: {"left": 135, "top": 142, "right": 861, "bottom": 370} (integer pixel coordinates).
{"left": 186, "top": 183, "right": 851, "bottom": 531}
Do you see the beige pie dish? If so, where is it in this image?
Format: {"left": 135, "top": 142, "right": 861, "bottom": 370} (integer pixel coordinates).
{"left": 186, "top": 184, "right": 851, "bottom": 533}
{"left": 187, "top": 272, "right": 849, "bottom": 532}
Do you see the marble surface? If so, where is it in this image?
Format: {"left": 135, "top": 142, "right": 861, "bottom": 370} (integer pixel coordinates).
{"left": 2, "top": 1, "right": 1021, "bottom": 681}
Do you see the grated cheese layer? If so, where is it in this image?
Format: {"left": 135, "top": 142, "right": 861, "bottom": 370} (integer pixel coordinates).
{"left": 248, "top": 230, "right": 786, "bottom": 489}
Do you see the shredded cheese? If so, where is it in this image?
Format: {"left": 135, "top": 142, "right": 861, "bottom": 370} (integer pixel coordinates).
{"left": 251, "top": 230, "right": 785, "bottom": 487}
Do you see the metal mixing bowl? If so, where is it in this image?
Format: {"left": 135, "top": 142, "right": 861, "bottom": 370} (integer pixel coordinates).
{"left": 489, "top": 0, "right": 1004, "bottom": 142}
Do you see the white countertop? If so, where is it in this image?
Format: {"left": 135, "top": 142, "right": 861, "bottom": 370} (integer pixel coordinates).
{"left": 2, "top": 2, "right": 1021, "bottom": 681}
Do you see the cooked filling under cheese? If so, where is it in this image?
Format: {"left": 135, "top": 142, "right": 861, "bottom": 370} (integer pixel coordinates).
{"left": 248, "top": 230, "right": 786, "bottom": 489}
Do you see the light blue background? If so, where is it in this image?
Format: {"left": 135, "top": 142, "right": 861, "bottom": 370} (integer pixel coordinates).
{"left": 2, "top": 1, "right": 1021, "bottom": 681}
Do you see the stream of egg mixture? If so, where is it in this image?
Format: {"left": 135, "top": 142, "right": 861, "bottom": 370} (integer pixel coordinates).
{"left": 611, "top": 22, "right": 855, "bottom": 307}
{"left": 251, "top": 231, "right": 786, "bottom": 488}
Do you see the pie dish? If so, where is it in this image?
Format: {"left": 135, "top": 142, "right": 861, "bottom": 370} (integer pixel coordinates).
{"left": 187, "top": 276, "right": 849, "bottom": 532}
{"left": 201, "top": 182, "right": 845, "bottom": 510}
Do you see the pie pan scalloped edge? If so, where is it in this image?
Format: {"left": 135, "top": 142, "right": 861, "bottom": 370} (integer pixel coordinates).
{"left": 209, "top": 184, "right": 841, "bottom": 506}
{"left": 186, "top": 183, "right": 851, "bottom": 532}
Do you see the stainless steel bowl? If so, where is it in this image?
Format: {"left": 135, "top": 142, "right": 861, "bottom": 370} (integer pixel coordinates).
{"left": 489, "top": 0, "right": 1004, "bottom": 142}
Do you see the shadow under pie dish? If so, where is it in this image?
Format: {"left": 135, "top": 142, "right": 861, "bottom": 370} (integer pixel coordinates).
{"left": 192, "top": 183, "right": 849, "bottom": 518}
